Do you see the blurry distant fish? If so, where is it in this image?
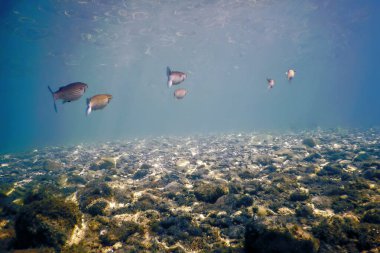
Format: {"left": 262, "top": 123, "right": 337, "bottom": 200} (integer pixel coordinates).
{"left": 267, "top": 78, "right": 275, "bottom": 89}
{"left": 48, "top": 82, "right": 88, "bottom": 112}
{"left": 86, "top": 94, "right": 112, "bottom": 115}
{"left": 286, "top": 69, "right": 296, "bottom": 81}
{"left": 174, "top": 88, "right": 188, "bottom": 99}
{"left": 167, "top": 66, "right": 187, "bottom": 88}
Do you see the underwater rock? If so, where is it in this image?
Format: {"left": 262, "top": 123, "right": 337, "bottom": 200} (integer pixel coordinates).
{"left": 42, "top": 160, "right": 62, "bottom": 171}
{"left": 235, "top": 195, "right": 254, "bottom": 208}
{"left": 277, "top": 207, "right": 295, "bottom": 216}
{"left": 89, "top": 159, "right": 114, "bottom": 171}
{"left": 238, "top": 169, "right": 257, "bottom": 179}
{"left": 132, "top": 164, "right": 151, "bottom": 179}
{"left": 252, "top": 205, "right": 270, "bottom": 217}
{"left": 261, "top": 165, "right": 278, "bottom": 174}
{"left": 245, "top": 218, "right": 319, "bottom": 253}
{"left": 311, "top": 196, "right": 332, "bottom": 210}
{"left": 353, "top": 152, "right": 373, "bottom": 162}
{"left": 255, "top": 155, "right": 274, "bottom": 166}
{"left": 362, "top": 209, "right": 380, "bottom": 224}
{"left": 1, "top": 129, "right": 379, "bottom": 252}
{"left": 152, "top": 214, "right": 202, "bottom": 243}
{"left": 133, "top": 193, "right": 158, "bottom": 211}
{"left": 295, "top": 204, "right": 314, "bottom": 218}
{"left": 100, "top": 221, "right": 143, "bottom": 246}
{"left": 214, "top": 194, "right": 252, "bottom": 210}
{"left": 302, "top": 138, "right": 317, "bottom": 148}
{"left": 0, "top": 219, "right": 15, "bottom": 252}
{"left": 311, "top": 214, "right": 379, "bottom": 251}
{"left": 317, "top": 164, "right": 342, "bottom": 176}
{"left": 289, "top": 189, "right": 310, "bottom": 202}
{"left": 274, "top": 149, "right": 295, "bottom": 159}
{"left": 363, "top": 168, "right": 380, "bottom": 181}
{"left": 164, "top": 181, "right": 185, "bottom": 193}
{"left": 194, "top": 183, "right": 229, "bottom": 204}
{"left": 14, "top": 195, "right": 80, "bottom": 250}
{"left": 303, "top": 152, "right": 322, "bottom": 162}
{"left": 67, "top": 174, "right": 87, "bottom": 185}
{"left": 176, "top": 159, "right": 190, "bottom": 168}
{"left": 79, "top": 181, "right": 113, "bottom": 213}
{"left": 86, "top": 200, "right": 109, "bottom": 216}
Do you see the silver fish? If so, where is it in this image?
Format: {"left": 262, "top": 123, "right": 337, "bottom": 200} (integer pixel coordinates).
{"left": 86, "top": 94, "right": 112, "bottom": 115}
{"left": 167, "top": 66, "right": 187, "bottom": 88}
{"left": 174, "top": 88, "right": 188, "bottom": 99}
{"left": 48, "top": 82, "right": 88, "bottom": 112}
{"left": 267, "top": 78, "right": 275, "bottom": 89}
{"left": 286, "top": 69, "right": 296, "bottom": 81}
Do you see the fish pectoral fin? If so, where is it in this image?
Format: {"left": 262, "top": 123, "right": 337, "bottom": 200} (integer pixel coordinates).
{"left": 62, "top": 100, "right": 71, "bottom": 104}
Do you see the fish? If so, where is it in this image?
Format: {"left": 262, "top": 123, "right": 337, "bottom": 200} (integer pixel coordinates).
{"left": 286, "top": 69, "right": 296, "bottom": 81}
{"left": 174, "top": 88, "right": 188, "bottom": 99}
{"left": 167, "top": 66, "right": 187, "bottom": 88}
{"left": 267, "top": 78, "right": 275, "bottom": 89}
{"left": 48, "top": 82, "right": 88, "bottom": 112}
{"left": 86, "top": 94, "right": 112, "bottom": 115}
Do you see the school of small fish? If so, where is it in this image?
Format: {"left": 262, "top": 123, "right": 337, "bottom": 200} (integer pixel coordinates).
{"left": 48, "top": 67, "right": 296, "bottom": 113}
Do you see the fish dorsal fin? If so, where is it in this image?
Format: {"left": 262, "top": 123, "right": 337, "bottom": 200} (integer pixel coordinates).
{"left": 167, "top": 66, "right": 171, "bottom": 76}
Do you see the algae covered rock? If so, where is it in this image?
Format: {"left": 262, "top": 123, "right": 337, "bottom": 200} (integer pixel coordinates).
{"left": 79, "top": 181, "right": 113, "bottom": 214}
{"left": 14, "top": 195, "right": 81, "bottom": 250}
{"left": 132, "top": 163, "right": 151, "bottom": 179}
{"left": 317, "top": 164, "right": 342, "bottom": 176}
{"left": 311, "top": 214, "right": 379, "bottom": 251}
{"left": 152, "top": 214, "right": 202, "bottom": 243}
{"left": 245, "top": 218, "right": 319, "bottom": 253}
{"left": 194, "top": 183, "right": 229, "bottom": 204}
{"left": 42, "top": 160, "right": 62, "bottom": 171}
{"left": 289, "top": 189, "right": 309, "bottom": 202}
{"left": 89, "top": 159, "right": 114, "bottom": 171}
{"left": 100, "top": 220, "right": 143, "bottom": 246}
{"left": 362, "top": 209, "right": 380, "bottom": 224}
{"left": 86, "top": 200, "right": 109, "bottom": 216}
{"left": 302, "top": 138, "right": 317, "bottom": 148}
{"left": 295, "top": 204, "right": 314, "bottom": 218}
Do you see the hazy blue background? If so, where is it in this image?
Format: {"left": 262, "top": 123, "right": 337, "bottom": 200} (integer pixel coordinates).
{"left": 1, "top": 0, "right": 379, "bottom": 153}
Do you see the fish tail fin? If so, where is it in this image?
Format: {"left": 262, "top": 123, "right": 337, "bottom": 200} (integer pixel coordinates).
{"left": 86, "top": 106, "right": 92, "bottom": 116}
{"left": 86, "top": 98, "right": 91, "bottom": 116}
{"left": 167, "top": 66, "right": 172, "bottom": 88}
{"left": 48, "top": 86, "right": 57, "bottom": 113}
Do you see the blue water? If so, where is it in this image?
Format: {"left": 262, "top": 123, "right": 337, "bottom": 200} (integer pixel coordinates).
{"left": 1, "top": 0, "right": 379, "bottom": 153}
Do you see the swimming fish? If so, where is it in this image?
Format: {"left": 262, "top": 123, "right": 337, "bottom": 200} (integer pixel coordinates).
{"left": 86, "top": 94, "right": 112, "bottom": 115}
{"left": 267, "top": 78, "right": 275, "bottom": 89}
{"left": 48, "top": 82, "right": 88, "bottom": 112}
{"left": 286, "top": 69, "right": 296, "bottom": 81}
{"left": 174, "top": 88, "right": 188, "bottom": 99}
{"left": 167, "top": 66, "right": 187, "bottom": 88}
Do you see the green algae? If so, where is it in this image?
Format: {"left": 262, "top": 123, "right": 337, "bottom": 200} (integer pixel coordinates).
{"left": 245, "top": 219, "right": 319, "bottom": 253}
{"left": 14, "top": 194, "right": 80, "bottom": 250}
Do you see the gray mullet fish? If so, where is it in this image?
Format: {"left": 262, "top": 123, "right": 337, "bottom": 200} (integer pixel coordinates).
{"left": 48, "top": 82, "right": 88, "bottom": 112}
